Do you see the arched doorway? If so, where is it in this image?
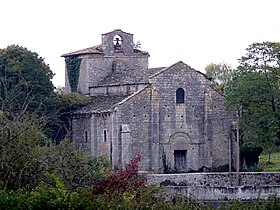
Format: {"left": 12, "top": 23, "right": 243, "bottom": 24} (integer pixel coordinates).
{"left": 169, "top": 132, "right": 192, "bottom": 171}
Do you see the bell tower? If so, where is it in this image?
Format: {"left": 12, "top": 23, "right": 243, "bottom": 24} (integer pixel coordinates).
{"left": 62, "top": 29, "right": 149, "bottom": 94}
{"left": 102, "top": 29, "right": 134, "bottom": 56}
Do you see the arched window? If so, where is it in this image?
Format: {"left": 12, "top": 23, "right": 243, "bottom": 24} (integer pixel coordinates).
{"left": 176, "top": 88, "right": 185, "bottom": 104}
{"left": 113, "top": 34, "right": 123, "bottom": 52}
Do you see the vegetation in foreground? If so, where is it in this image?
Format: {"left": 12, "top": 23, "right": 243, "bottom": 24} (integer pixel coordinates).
{"left": 1, "top": 154, "right": 280, "bottom": 209}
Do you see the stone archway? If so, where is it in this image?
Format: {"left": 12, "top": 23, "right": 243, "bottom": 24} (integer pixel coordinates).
{"left": 168, "top": 132, "right": 193, "bottom": 171}
{"left": 161, "top": 132, "right": 201, "bottom": 171}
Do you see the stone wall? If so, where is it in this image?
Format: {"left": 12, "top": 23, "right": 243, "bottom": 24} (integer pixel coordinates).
{"left": 102, "top": 29, "right": 134, "bottom": 56}
{"left": 65, "top": 53, "right": 149, "bottom": 95}
{"left": 68, "top": 29, "right": 237, "bottom": 174}
{"left": 72, "top": 115, "right": 91, "bottom": 152}
{"left": 114, "top": 87, "right": 154, "bottom": 171}
{"left": 210, "top": 90, "right": 237, "bottom": 168}
{"left": 90, "top": 84, "right": 147, "bottom": 96}
{"left": 150, "top": 62, "right": 211, "bottom": 171}
{"left": 72, "top": 112, "right": 113, "bottom": 161}
{"left": 149, "top": 62, "right": 236, "bottom": 171}
{"left": 64, "top": 29, "right": 149, "bottom": 95}
{"left": 147, "top": 173, "right": 280, "bottom": 200}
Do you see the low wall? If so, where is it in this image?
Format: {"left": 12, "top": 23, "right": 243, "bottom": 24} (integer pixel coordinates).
{"left": 147, "top": 172, "right": 280, "bottom": 200}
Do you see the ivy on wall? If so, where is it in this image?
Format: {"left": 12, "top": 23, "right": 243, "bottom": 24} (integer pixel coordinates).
{"left": 65, "top": 56, "right": 81, "bottom": 92}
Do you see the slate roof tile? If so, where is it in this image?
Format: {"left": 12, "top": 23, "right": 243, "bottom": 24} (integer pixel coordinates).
{"left": 94, "top": 67, "right": 166, "bottom": 87}
{"left": 75, "top": 95, "right": 129, "bottom": 114}
{"left": 61, "top": 45, "right": 149, "bottom": 57}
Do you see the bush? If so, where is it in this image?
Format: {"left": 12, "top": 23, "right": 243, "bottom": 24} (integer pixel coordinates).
{"left": 1, "top": 158, "right": 279, "bottom": 209}
{"left": 241, "top": 142, "right": 263, "bottom": 168}
{"left": 0, "top": 177, "right": 96, "bottom": 209}
{"left": 47, "top": 140, "right": 109, "bottom": 190}
{"left": 92, "top": 154, "right": 146, "bottom": 195}
{"left": 0, "top": 114, "right": 109, "bottom": 190}
{"left": 0, "top": 116, "right": 52, "bottom": 189}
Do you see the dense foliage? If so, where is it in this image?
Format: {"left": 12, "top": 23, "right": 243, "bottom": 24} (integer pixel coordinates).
{"left": 0, "top": 114, "right": 108, "bottom": 190}
{"left": 0, "top": 45, "right": 62, "bottom": 141}
{"left": 0, "top": 176, "right": 280, "bottom": 209}
{"left": 92, "top": 154, "right": 146, "bottom": 195}
{"left": 0, "top": 45, "right": 58, "bottom": 117}
{"left": 65, "top": 56, "right": 81, "bottom": 92}
{"left": 225, "top": 42, "right": 280, "bottom": 166}
{"left": 240, "top": 142, "right": 263, "bottom": 168}
{"left": 205, "top": 62, "right": 235, "bottom": 92}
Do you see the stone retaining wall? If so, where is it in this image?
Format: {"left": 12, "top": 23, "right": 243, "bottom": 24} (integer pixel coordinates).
{"left": 147, "top": 173, "right": 280, "bottom": 200}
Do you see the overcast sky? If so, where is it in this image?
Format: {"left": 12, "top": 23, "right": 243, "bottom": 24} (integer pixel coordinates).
{"left": 1, "top": 0, "right": 280, "bottom": 87}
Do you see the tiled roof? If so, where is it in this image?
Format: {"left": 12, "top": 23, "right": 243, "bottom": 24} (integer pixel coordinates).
{"left": 75, "top": 95, "right": 129, "bottom": 114}
{"left": 61, "top": 45, "right": 103, "bottom": 57}
{"left": 94, "top": 67, "right": 166, "bottom": 87}
{"left": 61, "top": 45, "right": 149, "bottom": 57}
{"left": 149, "top": 61, "right": 208, "bottom": 80}
{"left": 148, "top": 67, "right": 167, "bottom": 76}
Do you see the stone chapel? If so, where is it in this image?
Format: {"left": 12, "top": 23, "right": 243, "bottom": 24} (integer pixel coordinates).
{"left": 62, "top": 29, "right": 237, "bottom": 173}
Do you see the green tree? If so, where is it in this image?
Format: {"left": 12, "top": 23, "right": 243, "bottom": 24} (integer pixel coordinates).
{"left": 0, "top": 45, "right": 61, "bottom": 140}
{"left": 205, "top": 63, "right": 235, "bottom": 92}
{"left": 0, "top": 113, "right": 108, "bottom": 190}
{"left": 225, "top": 42, "right": 280, "bottom": 163}
{"left": 0, "top": 45, "right": 58, "bottom": 118}
{"left": 0, "top": 114, "right": 51, "bottom": 189}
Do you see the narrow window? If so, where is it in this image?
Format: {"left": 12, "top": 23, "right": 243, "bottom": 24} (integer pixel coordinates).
{"left": 174, "top": 150, "right": 187, "bottom": 170}
{"left": 176, "top": 88, "right": 185, "bottom": 104}
{"left": 103, "top": 130, "right": 107, "bottom": 142}
{"left": 84, "top": 131, "right": 88, "bottom": 143}
{"left": 112, "top": 60, "right": 117, "bottom": 71}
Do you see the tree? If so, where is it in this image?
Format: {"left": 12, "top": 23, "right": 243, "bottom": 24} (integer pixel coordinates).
{"left": 0, "top": 45, "right": 60, "bottom": 140}
{"left": 0, "top": 45, "right": 58, "bottom": 118}
{"left": 0, "top": 45, "right": 108, "bottom": 190}
{"left": 0, "top": 114, "right": 51, "bottom": 189}
{"left": 225, "top": 42, "right": 280, "bottom": 164}
{"left": 0, "top": 113, "right": 109, "bottom": 190}
{"left": 205, "top": 63, "right": 235, "bottom": 92}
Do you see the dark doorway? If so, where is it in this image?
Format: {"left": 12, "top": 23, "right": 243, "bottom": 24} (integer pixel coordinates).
{"left": 174, "top": 150, "right": 187, "bottom": 170}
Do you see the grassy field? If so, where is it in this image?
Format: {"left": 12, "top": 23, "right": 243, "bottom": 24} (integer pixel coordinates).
{"left": 259, "top": 151, "right": 280, "bottom": 171}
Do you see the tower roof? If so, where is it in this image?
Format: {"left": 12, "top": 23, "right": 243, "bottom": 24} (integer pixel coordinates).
{"left": 61, "top": 45, "right": 149, "bottom": 57}
{"left": 61, "top": 45, "right": 103, "bottom": 57}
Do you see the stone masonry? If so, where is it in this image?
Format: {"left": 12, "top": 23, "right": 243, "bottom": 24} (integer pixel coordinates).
{"left": 62, "top": 29, "right": 237, "bottom": 172}
{"left": 147, "top": 172, "right": 280, "bottom": 200}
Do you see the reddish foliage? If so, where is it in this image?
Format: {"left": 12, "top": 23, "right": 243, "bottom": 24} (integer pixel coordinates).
{"left": 92, "top": 154, "right": 146, "bottom": 195}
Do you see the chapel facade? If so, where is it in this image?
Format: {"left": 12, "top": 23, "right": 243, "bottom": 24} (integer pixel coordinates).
{"left": 62, "top": 29, "right": 237, "bottom": 173}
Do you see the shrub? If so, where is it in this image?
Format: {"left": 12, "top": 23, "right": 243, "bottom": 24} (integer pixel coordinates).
{"left": 241, "top": 142, "right": 263, "bottom": 168}
{"left": 92, "top": 154, "right": 146, "bottom": 195}
{"left": 0, "top": 115, "right": 109, "bottom": 190}
{"left": 47, "top": 140, "right": 110, "bottom": 190}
